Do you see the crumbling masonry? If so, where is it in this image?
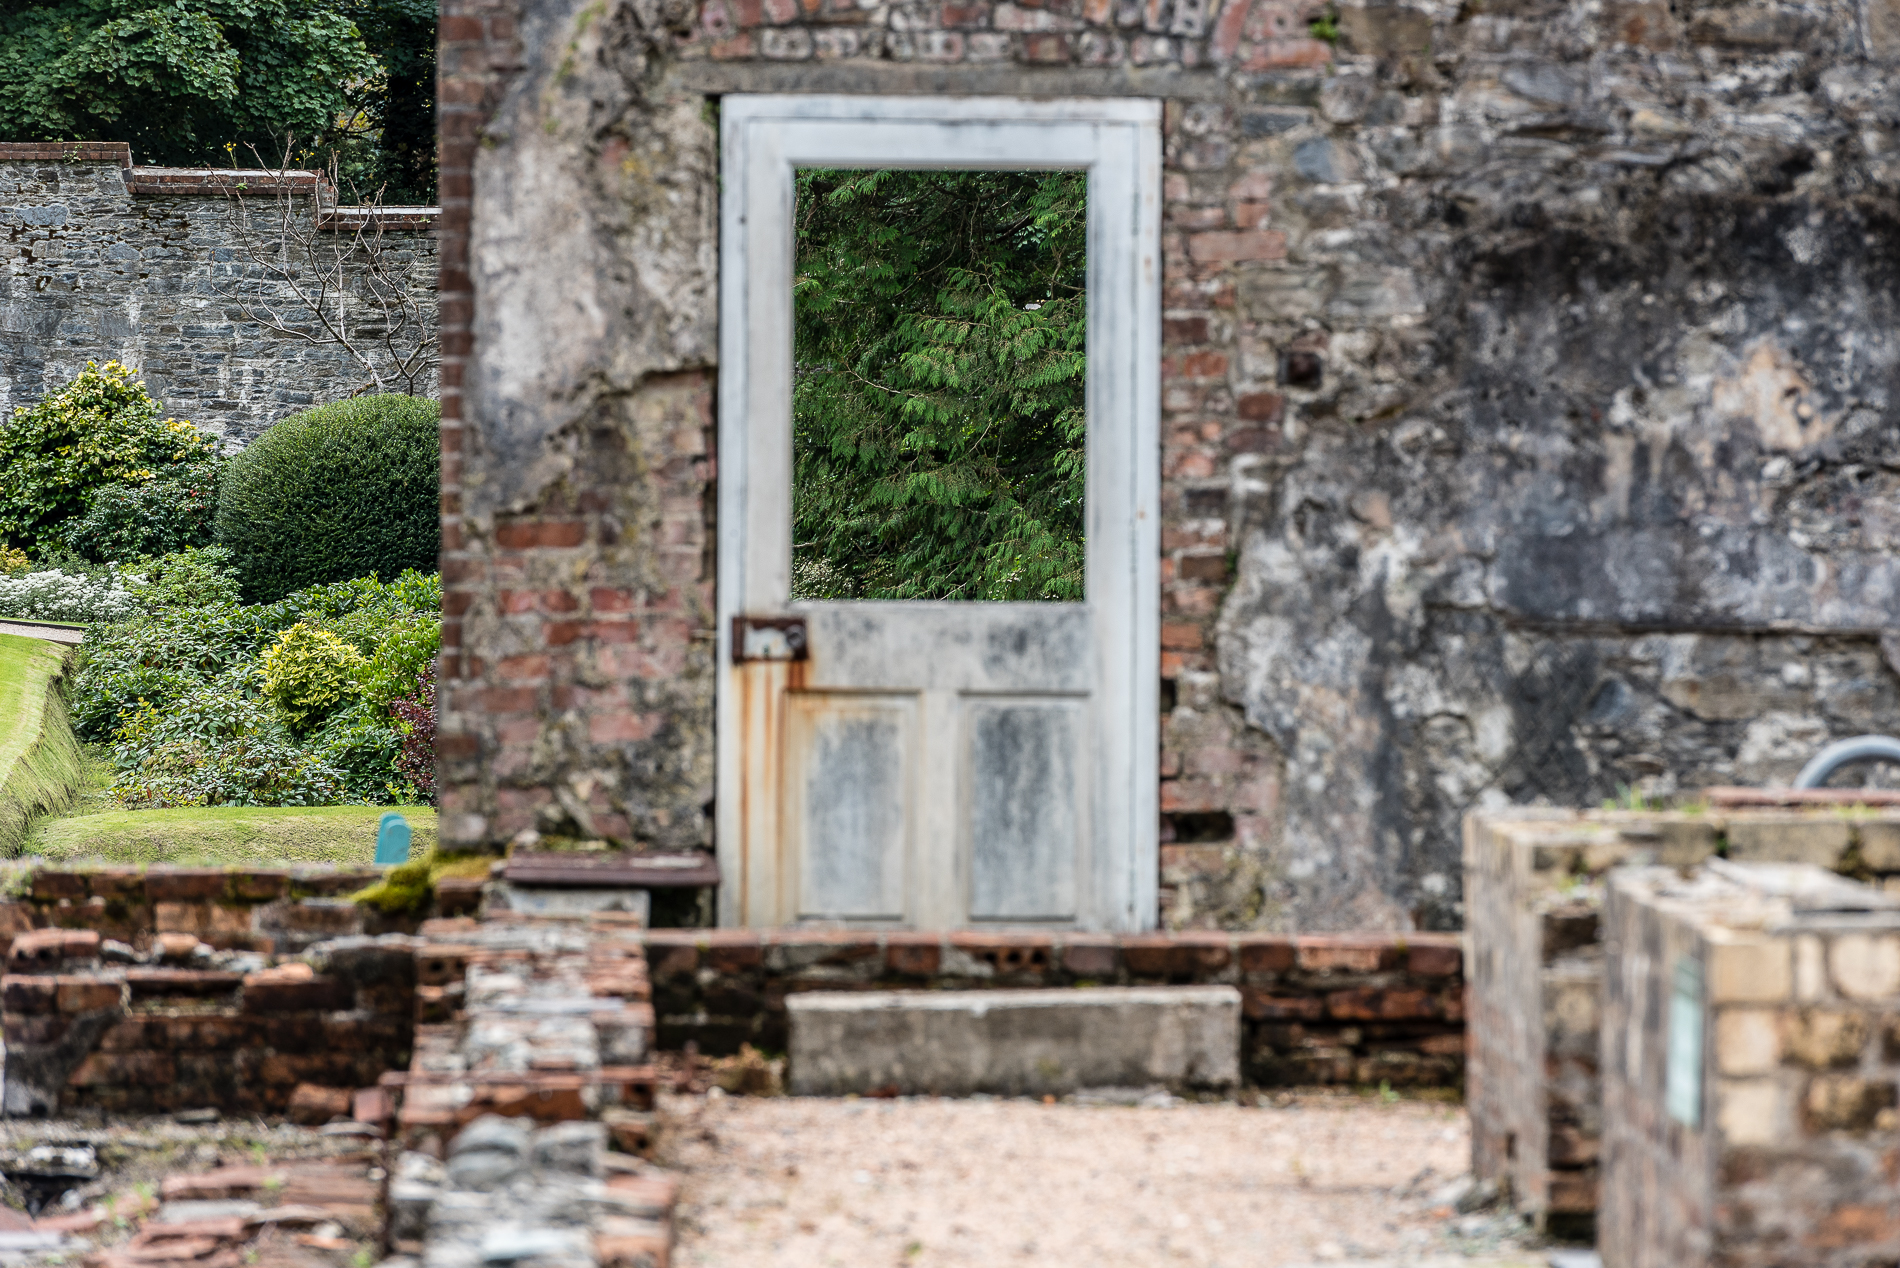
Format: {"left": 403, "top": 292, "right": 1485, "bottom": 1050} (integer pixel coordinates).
{"left": 431, "top": 0, "right": 1900, "bottom": 931}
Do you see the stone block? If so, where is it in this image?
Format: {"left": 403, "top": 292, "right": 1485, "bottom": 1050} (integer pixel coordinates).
{"left": 883, "top": 934, "right": 942, "bottom": 976}
{"left": 1725, "top": 816, "right": 1851, "bottom": 867}
{"left": 1706, "top": 935, "right": 1791, "bottom": 1004}
{"left": 1715, "top": 1077, "right": 1787, "bottom": 1146}
{"left": 1829, "top": 933, "right": 1900, "bottom": 1000}
{"left": 287, "top": 1083, "right": 353, "bottom": 1125}
{"left": 1804, "top": 1074, "right": 1897, "bottom": 1131}
{"left": 242, "top": 966, "right": 351, "bottom": 1012}
{"left": 146, "top": 870, "right": 230, "bottom": 902}
{"left": 2, "top": 976, "right": 56, "bottom": 1014}
{"left": 1713, "top": 1009, "right": 1780, "bottom": 1074}
{"left": 1236, "top": 937, "right": 1296, "bottom": 974}
{"left": 1059, "top": 937, "right": 1116, "bottom": 977}
{"left": 1860, "top": 822, "right": 1900, "bottom": 872}
{"left": 787, "top": 986, "right": 1241, "bottom": 1096}
{"left": 55, "top": 975, "right": 123, "bottom": 1013}
{"left": 1784, "top": 1009, "right": 1869, "bottom": 1068}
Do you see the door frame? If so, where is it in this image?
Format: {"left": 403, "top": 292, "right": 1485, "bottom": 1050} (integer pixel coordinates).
{"left": 715, "top": 94, "right": 1161, "bottom": 930}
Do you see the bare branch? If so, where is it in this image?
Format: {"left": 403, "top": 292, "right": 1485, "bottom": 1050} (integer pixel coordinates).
{"left": 203, "top": 135, "right": 437, "bottom": 400}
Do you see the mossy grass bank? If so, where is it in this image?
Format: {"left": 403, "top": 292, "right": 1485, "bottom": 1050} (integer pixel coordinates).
{"left": 0, "top": 632, "right": 83, "bottom": 854}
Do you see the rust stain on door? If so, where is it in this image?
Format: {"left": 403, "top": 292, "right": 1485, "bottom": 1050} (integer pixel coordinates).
{"left": 732, "top": 651, "right": 810, "bottom": 924}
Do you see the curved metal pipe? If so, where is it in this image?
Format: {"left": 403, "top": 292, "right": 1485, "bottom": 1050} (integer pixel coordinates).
{"left": 1794, "top": 735, "right": 1900, "bottom": 789}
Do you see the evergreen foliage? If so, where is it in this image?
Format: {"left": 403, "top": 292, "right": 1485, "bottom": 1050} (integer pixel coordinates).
{"left": 0, "top": 0, "right": 436, "bottom": 200}
{"left": 0, "top": 0, "right": 378, "bottom": 169}
{"left": 215, "top": 394, "right": 440, "bottom": 603}
{"left": 791, "top": 169, "right": 1087, "bottom": 602}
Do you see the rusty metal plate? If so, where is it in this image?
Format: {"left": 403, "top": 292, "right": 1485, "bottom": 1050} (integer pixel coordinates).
{"left": 732, "top": 615, "right": 809, "bottom": 663}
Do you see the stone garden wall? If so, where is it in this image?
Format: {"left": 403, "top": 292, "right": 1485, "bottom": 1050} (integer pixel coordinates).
{"left": 0, "top": 142, "right": 438, "bottom": 448}
{"left": 435, "top": 0, "right": 1900, "bottom": 931}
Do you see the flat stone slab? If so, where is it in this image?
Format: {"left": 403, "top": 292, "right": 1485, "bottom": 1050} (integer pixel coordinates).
{"left": 787, "top": 985, "right": 1240, "bottom": 1097}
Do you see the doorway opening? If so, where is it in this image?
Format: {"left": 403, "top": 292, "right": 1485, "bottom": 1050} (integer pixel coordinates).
{"left": 717, "top": 96, "right": 1159, "bottom": 932}
{"left": 791, "top": 167, "right": 1087, "bottom": 604}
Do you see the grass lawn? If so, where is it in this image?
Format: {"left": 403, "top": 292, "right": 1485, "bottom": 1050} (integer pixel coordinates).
{"left": 21, "top": 748, "right": 437, "bottom": 868}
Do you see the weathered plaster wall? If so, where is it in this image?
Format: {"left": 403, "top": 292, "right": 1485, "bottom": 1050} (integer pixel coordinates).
{"left": 0, "top": 144, "right": 439, "bottom": 447}
{"left": 439, "top": 0, "right": 1900, "bottom": 929}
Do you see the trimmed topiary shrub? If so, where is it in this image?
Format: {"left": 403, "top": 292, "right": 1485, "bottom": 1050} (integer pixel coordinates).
{"left": 215, "top": 395, "right": 439, "bottom": 602}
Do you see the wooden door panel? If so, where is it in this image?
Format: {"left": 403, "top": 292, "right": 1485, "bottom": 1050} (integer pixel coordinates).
{"left": 786, "top": 693, "right": 915, "bottom": 921}
{"left": 965, "top": 698, "right": 1085, "bottom": 921}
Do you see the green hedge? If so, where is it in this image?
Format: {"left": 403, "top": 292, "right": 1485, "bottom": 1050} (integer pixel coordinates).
{"left": 216, "top": 395, "right": 439, "bottom": 603}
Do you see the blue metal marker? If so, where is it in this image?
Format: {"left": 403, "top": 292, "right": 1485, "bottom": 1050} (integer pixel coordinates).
{"left": 375, "top": 812, "right": 413, "bottom": 865}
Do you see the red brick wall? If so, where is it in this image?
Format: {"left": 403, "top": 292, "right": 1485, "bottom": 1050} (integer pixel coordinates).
{"left": 641, "top": 929, "right": 1465, "bottom": 1088}
{"left": 0, "top": 867, "right": 418, "bottom": 1114}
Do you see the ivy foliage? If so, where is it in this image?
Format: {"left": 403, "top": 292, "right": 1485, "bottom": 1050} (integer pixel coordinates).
{"left": 0, "top": 361, "right": 220, "bottom": 555}
{"left": 791, "top": 169, "right": 1087, "bottom": 602}
{"left": 0, "top": 0, "right": 379, "bottom": 169}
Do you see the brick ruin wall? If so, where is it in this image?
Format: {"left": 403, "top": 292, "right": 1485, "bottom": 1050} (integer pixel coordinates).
{"left": 1601, "top": 862, "right": 1900, "bottom": 1268}
{"left": 434, "top": 0, "right": 1900, "bottom": 933}
{"left": 0, "top": 143, "right": 439, "bottom": 448}
{"left": 0, "top": 864, "right": 436, "bottom": 1116}
{"left": 641, "top": 927, "right": 1466, "bottom": 1087}
{"left": 0, "top": 865, "right": 1469, "bottom": 1111}
{"left": 1465, "top": 799, "right": 1900, "bottom": 1239}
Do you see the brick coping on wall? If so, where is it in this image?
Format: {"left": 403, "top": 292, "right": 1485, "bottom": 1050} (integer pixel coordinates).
{"left": 0, "top": 144, "right": 437, "bottom": 225}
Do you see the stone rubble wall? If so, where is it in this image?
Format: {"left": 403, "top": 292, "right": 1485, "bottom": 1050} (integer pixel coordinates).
{"left": 436, "top": 0, "right": 1900, "bottom": 932}
{"left": 1600, "top": 862, "right": 1900, "bottom": 1268}
{"left": 639, "top": 927, "right": 1467, "bottom": 1088}
{"left": 0, "top": 142, "right": 439, "bottom": 447}
{"left": 1465, "top": 799, "right": 1900, "bottom": 1239}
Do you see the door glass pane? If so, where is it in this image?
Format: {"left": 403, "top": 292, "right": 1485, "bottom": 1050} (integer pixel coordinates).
{"left": 792, "top": 169, "right": 1086, "bottom": 602}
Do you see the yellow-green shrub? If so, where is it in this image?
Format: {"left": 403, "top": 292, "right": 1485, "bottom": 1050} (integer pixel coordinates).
{"left": 0, "top": 362, "right": 220, "bottom": 553}
{"left": 260, "top": 623, "right": 365, "bottom": 728}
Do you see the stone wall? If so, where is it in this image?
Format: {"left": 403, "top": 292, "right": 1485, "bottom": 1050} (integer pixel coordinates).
{"left": 437, "top": 0, "right": 1900, "bottom": 929}
{"left": 1601, "top": 862, "right": 1900, "bottom": 1268}
{"left": 0, "top": 143, "right": 439, "bottom": 447}
{"left": 1465, "top": 797, "right": 1900, "bottom": 1239}
{"left": 639, "top": 927, "right": 1466, "bottom": 1088}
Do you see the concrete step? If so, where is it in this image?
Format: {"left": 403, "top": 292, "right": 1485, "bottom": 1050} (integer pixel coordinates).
{"left": 787, "top": 984, "right": 1240, "bottom": 1097}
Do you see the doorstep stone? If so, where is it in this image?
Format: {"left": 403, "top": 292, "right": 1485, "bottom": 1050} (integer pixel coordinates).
{"left": 786, "top": 984, "right": 1240, "bottom": 1096}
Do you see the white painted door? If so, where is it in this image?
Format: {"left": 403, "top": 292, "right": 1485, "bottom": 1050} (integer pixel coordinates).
{"left": 716, "top": 95, "right": 1160, "bottom": 932}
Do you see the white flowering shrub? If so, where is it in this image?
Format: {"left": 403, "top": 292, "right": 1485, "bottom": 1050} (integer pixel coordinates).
{"left": 0, "top": 569, "right": 136, "bottom": 624}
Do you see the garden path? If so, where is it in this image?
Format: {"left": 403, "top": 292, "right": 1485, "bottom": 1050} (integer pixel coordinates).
{"left": 663, "top": 1092, "right": 1547, "bottom": 1268}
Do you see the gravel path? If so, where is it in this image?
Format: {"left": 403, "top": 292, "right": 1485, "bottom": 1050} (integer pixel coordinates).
{"left": 663, "top": 1093, "right": 1542, "bottom": 1268}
